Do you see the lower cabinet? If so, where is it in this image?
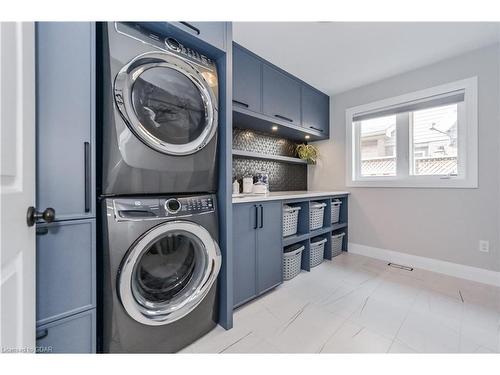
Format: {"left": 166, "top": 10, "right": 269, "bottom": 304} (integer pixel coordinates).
{"left": 36, "top": 219, "right": 96, "bottom": 352}
{"left": 36, "top": 309, "right": 96, "bottom": 354}
{"left": 233, "top": 201, "right": 282, "bottom": 307}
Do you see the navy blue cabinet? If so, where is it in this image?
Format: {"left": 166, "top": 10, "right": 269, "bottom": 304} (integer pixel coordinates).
{"left": 301, "top": 84, "right": 330, "bottom": 137}
{"left": 256, "top": 202, "right": 283, "bottom": 293}
{"left": 233, "top": 203, "right": 257, "bottom": 306}
{"left": 37, "top": 22, "right": 95, "bottom": 221}
{"left": 171, "top": 22, "right": 227, "bottom": 51}
{"left": 36, "top": 22, "right": 96, "bottom": 353}
{"left": 233, "top": 45, "right": 262, "bottom": 112}
{"left": 232, "top": 44, "right": 330, "bottom": 141}
{"left": 36, "top": 309, "right": 96, "bottom": 354}
{"left": 233, "top": 202, "right": 283, "bottom": 307}
{"left": 262, "top": 65, "right": 301, "bottom": 125}
{"left": 36, "top": 220, "right": 96, "bottom": 326}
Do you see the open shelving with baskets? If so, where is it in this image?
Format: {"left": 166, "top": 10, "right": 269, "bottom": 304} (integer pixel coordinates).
{"left": 281, "top": 194, "right": 349, "bottom": 276}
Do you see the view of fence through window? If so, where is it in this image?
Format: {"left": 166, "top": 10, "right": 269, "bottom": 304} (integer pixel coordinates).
{"left": 359, "top": 104, "right": 458, "bottom": 177}
{"left": 359, "top": 114, "right": 397, "bottom": 176}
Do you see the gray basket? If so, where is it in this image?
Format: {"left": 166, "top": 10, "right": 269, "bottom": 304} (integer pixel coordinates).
{"left": 283, "top": 205, "right": 301, "bottom": 237}
{"left": 309, "top": 202, "right": 326, "bottom": 231}
{"left": 331, "top": 232, "right": 345, "bottom": 257}
{"left": 283, "top": 245, "right": 304, "bottom": 281}
{"left": 309, "top": 237, "right": 327, "bottom": 268}
{"left": 331, "top": 199, "right": 342, "bottom": 224}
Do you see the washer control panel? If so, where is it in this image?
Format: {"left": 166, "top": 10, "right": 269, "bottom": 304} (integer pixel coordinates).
{"left": 113, "top": 195, "right": 215, "bottom": 221}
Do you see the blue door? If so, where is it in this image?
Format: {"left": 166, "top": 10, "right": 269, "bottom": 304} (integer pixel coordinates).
{"left": 233, "top": 203, "right": 258, "bottom": 307}
{"left": 262, "top": 65, "right": 301, "bottom": 125}
{"left": 233, "top": 45, "right": 262, "bottom": 112}
{"left": 256, "top": 202, "right": 283, "bottom": 293}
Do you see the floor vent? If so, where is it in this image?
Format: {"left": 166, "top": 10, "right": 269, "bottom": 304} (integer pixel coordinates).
{"left": 388, "top": 263, "right": 413, "bottom": 271}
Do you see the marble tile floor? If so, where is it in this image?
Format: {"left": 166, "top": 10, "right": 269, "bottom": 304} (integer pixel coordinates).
{"left": 181, "top": 253, "right": 500, "bottom": 353}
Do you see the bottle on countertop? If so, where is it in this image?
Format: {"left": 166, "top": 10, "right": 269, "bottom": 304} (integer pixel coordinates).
{"left": 232, "top": 179, "right": 240, "bottom": 195}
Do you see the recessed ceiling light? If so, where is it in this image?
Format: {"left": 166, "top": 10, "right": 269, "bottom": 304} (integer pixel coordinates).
{"left": 305, "top": 135, "right": 311, "bottom": 140}
{"left": 271, "top": 125, "right": 278, "bottom": 131}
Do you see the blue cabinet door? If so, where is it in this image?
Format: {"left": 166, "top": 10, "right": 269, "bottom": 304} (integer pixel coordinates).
{"left": 36, "top": 22, "right": 95, "bottom": 221}
{"left": 256, "top": 202, "right": 283, "bottom": 293}
{"left": 233, "top": 203, "right": 258, "bottom": 307}
{"left": 36, "top": 219, "right": 96, "bottom": 326}
{"left": 233, "top": 45, "right": 262, "bottom": 112}
{"left": 301, "top": 85, "right": 330, "bottom": 137}
{"left": 262, "top": 65, "right": 301, "bottom": 125}
{"left": 171, "top": 22, "right": 227, "bottom": 51}
{"left": 36, "top": 309, "right": 96, "bottom": 353}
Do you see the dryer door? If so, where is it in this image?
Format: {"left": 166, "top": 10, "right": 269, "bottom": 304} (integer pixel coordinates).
{"left": 118, "top": 221, "right": 221, "bottom": 326}
{"left": 114, "top": 52, "right": 218, "bottom": 156}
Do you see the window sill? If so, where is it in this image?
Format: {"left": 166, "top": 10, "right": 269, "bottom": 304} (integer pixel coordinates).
{"left": 346, "top": 177, "right": 478, "bottom": 189}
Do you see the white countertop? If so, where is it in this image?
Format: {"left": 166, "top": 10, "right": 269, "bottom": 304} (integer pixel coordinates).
{"left": 232, "top": 190, "right": 349, "bottom": 204}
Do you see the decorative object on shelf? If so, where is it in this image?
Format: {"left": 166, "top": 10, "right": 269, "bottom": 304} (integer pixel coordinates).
{"left": 242, "top": 173, "right": 253, "bottom": 194}
{"left": 253, "top": 170, "right": 269, "bottom": 194}
{"left": 296, "top": 143, "right": 319, "bottom": 164}
{"left": 232, "top": 179, "right": 240, "bottom": 195}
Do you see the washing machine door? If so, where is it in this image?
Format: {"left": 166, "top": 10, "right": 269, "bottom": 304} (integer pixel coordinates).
{"left": 118, "top": 221, "right": 221, "bottom": 326}
{"left": 114, "top": 52, "right": 218, "bottom": 156}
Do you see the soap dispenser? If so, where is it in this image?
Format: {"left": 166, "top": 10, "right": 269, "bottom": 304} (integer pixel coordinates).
{"left": 232, "top": 179, "right": 240, "bottom": 195}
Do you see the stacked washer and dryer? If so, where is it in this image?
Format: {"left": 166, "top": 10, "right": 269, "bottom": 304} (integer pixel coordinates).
{"left": 99, "top": 22, "right": 222, "bottom": 353}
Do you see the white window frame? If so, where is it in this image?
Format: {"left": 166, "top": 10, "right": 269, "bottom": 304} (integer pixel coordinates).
{"left": 346, "top": 77, "right": 478, "bottom": 188}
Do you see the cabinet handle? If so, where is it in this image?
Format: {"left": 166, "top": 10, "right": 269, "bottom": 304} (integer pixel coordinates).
{"left": 259, "top": 205, "right": 264, "bottom": 228}
{"left": 274, "top": 114, "right": 293, "bottom": 123}
{"left": 309, "top": 126, "right": 324, "bottom": 133}
{"left": 36, "top": 329, "right": 48, "bottom": 340}
{"left": 232, "top": 100, "right": 249, "bottom": 108}
{"left": 254, "top": 205, "right": 258, "bottom": 229}
{"left": 84, "top": 142, "right": 91, "bottom": 213}
{"left": 179, "top": 22, "right": 200, "bottom": 35}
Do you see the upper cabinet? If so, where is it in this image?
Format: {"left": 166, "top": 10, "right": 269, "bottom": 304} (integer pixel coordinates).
{"left": 36, "top": 22, "right": 95, "bottom": 221}
{"left": 171, "top": 22, "right": 227, "bottom": 51}
{"left": 262, "top": 65, "right": 301, "bottom": 126}
{"left": 232, "top": 43, "right": 330, "bottom": 141}
{"left": 233, "top": 45, "right": 262, "bottom": 112}
{"left": 301, "top": 84, "right": 330, "bottom": 137}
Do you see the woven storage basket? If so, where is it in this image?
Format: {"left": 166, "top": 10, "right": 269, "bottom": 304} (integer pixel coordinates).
{"left": 283, "top": 244, "right": 304, "bottom": 281}
{"left": 309, "top": 202, "right": 326, "bottom": 231}
{"left": 331, "top": 199, "right": 342, "bottom": 224}
{"left": 309, "top": 237, "right": 327, "bottom": 268}
{"left": 283, "top": 205, "right": 301, "bottom": 237}
{"left": 331, "top": 232, "right": 345, "bottom": 258}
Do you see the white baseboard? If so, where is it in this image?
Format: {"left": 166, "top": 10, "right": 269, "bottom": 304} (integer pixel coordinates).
{"left": 348, "top": 242, "right": 500, "bottom": 287}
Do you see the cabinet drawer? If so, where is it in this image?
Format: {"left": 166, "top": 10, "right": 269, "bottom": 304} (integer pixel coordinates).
{"left": 171, "top": 22, "right": 226, "bottom": 51}
{"left": 36, "top": 309, "right": 96, "bottom": 353}
{"left": 262, "top": 65, "right": 301, "bottom": 125}
{"left": 36, "top": 219, "right": 96, "bottom": 326}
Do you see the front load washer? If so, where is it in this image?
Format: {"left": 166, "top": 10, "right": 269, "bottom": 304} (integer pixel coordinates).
{"left": 101, "top": 22, "right": 219, "bottom": 196}
{"left": 101, "top": 194, "right": 221, "bottom": 353}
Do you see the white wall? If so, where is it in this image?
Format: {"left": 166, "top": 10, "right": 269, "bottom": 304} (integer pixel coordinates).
{"left": 309, "top": 44, "right": 500, "bottom": 272}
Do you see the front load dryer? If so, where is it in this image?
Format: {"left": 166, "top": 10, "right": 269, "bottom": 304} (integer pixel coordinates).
{"left": 101, "top": 194, "right": 221, "bottom": 353}
{"left": 101, "top": 22, "right": 219, "bottom": 196}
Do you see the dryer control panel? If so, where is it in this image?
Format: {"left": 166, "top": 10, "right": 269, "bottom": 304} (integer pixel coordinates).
{"left": 112, "top": 195, "right": 215, "bottom": 221}
{"left": 115, "top": 22, "right": 215, "bottom": 69}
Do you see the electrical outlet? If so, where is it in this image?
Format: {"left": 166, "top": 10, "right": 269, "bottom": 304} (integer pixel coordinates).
{"left": 479, "top": 240, "right": 489, "bottom": 253}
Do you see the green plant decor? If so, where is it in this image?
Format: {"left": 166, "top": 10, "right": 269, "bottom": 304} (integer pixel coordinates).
{"left": 296, "top": 144, "right": 319, "bottom": 164}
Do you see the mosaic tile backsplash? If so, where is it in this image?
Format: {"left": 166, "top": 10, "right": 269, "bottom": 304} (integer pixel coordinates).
{"left": 232, "top": 128, "right": 307, "bottom": 192}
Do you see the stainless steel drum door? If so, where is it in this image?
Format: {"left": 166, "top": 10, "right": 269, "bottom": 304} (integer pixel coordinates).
{"left": 114, "top": 51, "right": 218, "bottom": 156}
{"left": 118, "top": 221, "right": 221, "bottom": 326}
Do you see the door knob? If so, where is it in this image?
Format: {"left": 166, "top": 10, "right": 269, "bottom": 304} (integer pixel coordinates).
{"left": 26, "top": 207, "right": 56, "bottom": 227}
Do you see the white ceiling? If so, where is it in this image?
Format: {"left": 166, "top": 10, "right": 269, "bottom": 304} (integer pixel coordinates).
{"left": 233, "top": 22, "right": 500, "bottom": 95}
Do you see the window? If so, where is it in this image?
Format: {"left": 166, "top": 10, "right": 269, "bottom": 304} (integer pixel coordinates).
{"left": 346, "top": 77, "right": 478, "bottom": 188}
